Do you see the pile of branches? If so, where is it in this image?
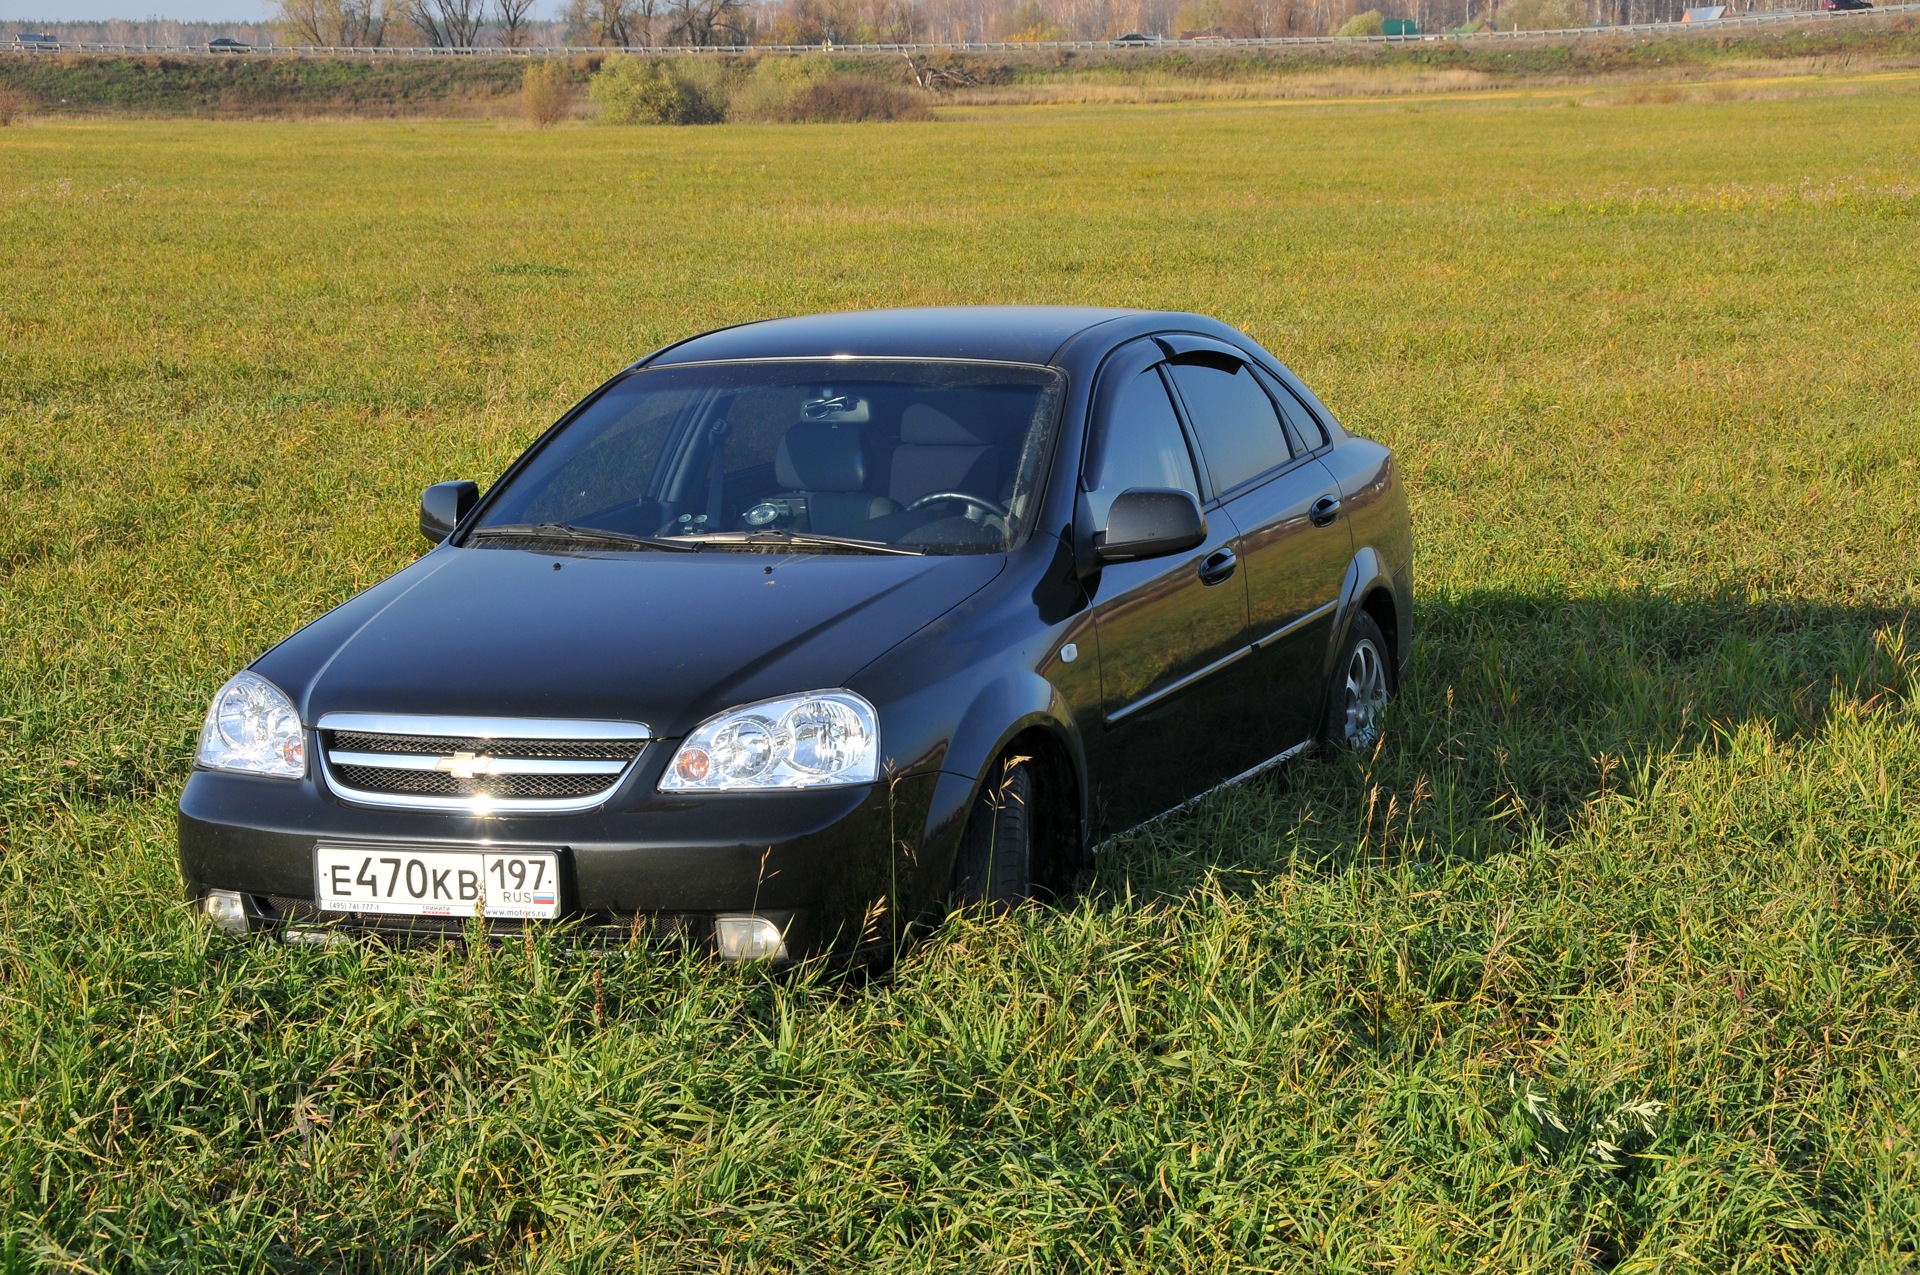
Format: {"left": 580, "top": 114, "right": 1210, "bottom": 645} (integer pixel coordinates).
{"left": 901, "top": 53, "right": 979, "bottom": 91}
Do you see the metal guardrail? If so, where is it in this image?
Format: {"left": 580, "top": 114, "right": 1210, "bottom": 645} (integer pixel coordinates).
{"left": 3, "top": 3, "right": 1913, "bottom": 58}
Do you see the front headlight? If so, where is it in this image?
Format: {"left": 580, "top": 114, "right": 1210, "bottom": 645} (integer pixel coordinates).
{"left": 196, "top": 671, "right": 306, "bottom": 779}
{"left": 662, "top": 690, "right": 878, "bottom": 791}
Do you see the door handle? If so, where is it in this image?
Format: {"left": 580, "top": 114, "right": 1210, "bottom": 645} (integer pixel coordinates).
{"left": 1309, "top": 495, "right": 1342, "bottom": 527}
{"left": 1198, "top": 548, "right": 1237, "bottom": 586}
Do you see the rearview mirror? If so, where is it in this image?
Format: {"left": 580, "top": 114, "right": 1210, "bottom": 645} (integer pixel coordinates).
{"left": 1094, "top": 488, "right": 1206, "bottom": 564}
{"left": 420, "top": 480, "right": 479, "bottom": 544}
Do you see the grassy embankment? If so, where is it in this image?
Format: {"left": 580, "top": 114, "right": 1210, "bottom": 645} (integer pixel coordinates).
{"left": 3, "top": 85, "right": 1919, "bottom": 1269}
{"left": 0, "top": 13, "right": 1917, "bottom": 116}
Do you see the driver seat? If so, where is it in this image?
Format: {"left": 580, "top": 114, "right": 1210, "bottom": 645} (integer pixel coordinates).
{"left": 773, "top": 420, "right": 899, "bottom": 534}
{"left": 888, "top": 405, "right": 1002, "bottom": 509}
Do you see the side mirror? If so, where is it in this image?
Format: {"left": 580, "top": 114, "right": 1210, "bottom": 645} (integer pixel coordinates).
{"left": 420, "top": 480, "right": 479, "bottom": 544}
{"left": 1094, "top": 488, "right": 1206, "bottom": 564}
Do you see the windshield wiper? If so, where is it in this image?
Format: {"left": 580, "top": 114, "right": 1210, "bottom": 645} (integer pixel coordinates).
{"left": 675, "top": 530, "right": 925, "bottom": 557}
{"left": 466, "top": 523, "right": 702, "bottom": 552}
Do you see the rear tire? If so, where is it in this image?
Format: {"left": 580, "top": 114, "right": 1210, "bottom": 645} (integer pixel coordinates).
{"left": 1321, "top": 613, "right": 1394, "bottom": 751}
{"left": 949, "top": 757, "right": 1034, "bottom": 912}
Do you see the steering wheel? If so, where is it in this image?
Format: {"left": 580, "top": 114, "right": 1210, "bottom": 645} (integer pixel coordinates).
{"left": 903, "top": 491, "right": 1010, "bottom": 521}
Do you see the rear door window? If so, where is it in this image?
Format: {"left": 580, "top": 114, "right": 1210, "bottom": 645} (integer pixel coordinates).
{"left": 1166, "top": 355, "right": 1293, "bottom": 496}
{"left": 1252, "top": 365, "right": 1329, "bottom": 453}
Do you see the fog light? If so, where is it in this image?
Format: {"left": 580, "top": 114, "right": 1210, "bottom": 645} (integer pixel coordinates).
{"left": 202, "top": 890, "right": 249, "bottom": 934}
{"left": 714, "top": 914, "right": 787, "bottom": 963}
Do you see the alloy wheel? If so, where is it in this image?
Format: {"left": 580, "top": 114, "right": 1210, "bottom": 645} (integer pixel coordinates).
{"left": 1341, "top": 638, "right": 1388, "bottom": 748}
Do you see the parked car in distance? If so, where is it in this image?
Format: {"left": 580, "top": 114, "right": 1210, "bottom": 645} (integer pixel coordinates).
{"left": 206, "top": 36, "right": 252, "bottom": 50}
{"left": 1114, "top": 31, "right": 1162, "bottom": 42}
{"left": 14, "top": 32, "right": 59, "bottom": 48}
{"left": 179, "top": 307, "right": 1414, "bottom": 964}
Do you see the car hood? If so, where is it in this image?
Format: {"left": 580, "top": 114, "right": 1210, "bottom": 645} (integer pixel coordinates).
{"left": 255, "top": 546, "right": 1005, "bottom": 738}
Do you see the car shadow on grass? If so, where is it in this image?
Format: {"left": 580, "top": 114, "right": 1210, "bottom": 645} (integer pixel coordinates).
{"left": 1092, "top": 588, "right": 1916, "bottom": 899}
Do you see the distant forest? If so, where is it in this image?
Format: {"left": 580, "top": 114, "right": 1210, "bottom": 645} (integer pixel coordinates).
{"left": 0, "top": 0, "right": 1833, "bottom": 47}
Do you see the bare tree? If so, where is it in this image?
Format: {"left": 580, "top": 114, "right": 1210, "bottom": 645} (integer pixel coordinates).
{"left": 277, "top": 0, "right": 328, "bottom": 42}
{"left": 872, "top": 0, "right": 925, "bottom": 40}
{"left": 568, "top": 0, "right": 662, "bottom": 44}
{"left": 395, "top": 0, "right": 486, "bottom": 45}
{"left": 766, "top": 0, "right": 865, "bottom": 43}
{"left": 631, "top": 0, "right": 663, "bottom": 44}
{"left": 497, "top": 0, "right": 539, "bottom": 44}
{"left": 665, "top": 0, "right": 748, "bottom": 44}
{"left": 567, "top": 0, "right": 619, "bottom": 43}
{"left": 274, "top": 0, "right": 388, "bottom": 45}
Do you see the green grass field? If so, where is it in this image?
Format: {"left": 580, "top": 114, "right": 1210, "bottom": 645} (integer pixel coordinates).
{"left": 3, "top": 84, "right": 1919, "bottom": 1270}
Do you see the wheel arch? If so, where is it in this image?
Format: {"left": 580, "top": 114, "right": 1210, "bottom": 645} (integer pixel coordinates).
{"left": 993, "top": 723, "right": 1084, "bottom": 895}
{"left": 1357, "top": 583, "right": 1402, "bottom": 685}
{"left": 912, "top": 672, "right": 1088, "bottom": 910}
{"left": 1319, "top": 547, "right": 1407, "bottom": 714}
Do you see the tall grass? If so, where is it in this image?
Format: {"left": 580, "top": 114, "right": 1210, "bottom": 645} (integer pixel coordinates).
{"left": 1, "top": 86, "right": 1918, "bottom": 1268}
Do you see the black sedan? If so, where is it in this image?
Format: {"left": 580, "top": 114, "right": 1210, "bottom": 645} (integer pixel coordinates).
{"left": 179, "top": 307, "right": 1413, "bottom": 961}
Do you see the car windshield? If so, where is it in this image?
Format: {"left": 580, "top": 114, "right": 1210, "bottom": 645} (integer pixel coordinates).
{"left": 467, "top": 359, "right": 1066, "bottom": 555}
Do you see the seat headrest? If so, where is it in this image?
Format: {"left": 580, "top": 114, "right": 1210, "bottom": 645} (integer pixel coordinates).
{"left": 900, "top": 404, "right": 989, "bottom": 447}
{"left": 775, "top": 421, "right": 869, "bottom": 493}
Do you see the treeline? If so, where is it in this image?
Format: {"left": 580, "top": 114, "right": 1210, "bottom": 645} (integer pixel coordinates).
{"left": 431, "top": 0, "right": 1830, "bottom": 45}
{"left": 463, "top": 0, "right": 1824, "bottom": 45}
{"left": 747, "top": 0, "right": 1825, "bottom": 44}
{"left": 5, "top": 17, "right": 1912, "bottom": 120}
{"left": 1, "top": 19, "right": 274, "bottom": 43}
{"left": 7, "top": 0, "right": 1827, "bottom": 52}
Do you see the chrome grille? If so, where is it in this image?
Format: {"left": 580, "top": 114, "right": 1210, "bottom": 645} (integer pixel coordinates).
{"left": 316, "top": 713, "right": 651, "bottom": 814}
{"left": 328, "top": 765, "right": 615, "bottom": 800}
{"left": 328, "top": 732, "right": 643, "bottom": 762}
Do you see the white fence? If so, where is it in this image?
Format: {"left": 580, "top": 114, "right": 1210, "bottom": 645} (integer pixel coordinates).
{"left": 3, "top": 2, "right": 1913, "bottom": 58}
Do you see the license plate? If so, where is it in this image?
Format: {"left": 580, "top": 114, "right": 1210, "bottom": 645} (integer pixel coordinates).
{"left": 314, "top": 844, "right": 561, "bottom": 919}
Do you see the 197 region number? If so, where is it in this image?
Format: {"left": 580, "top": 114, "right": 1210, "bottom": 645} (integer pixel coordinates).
{"left": 315, "top": 844, "right": 560, "bottom": 919}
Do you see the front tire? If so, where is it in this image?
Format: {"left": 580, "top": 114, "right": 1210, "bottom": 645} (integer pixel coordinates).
{"left": 1322, "top": 613, "right": 1394, "bottom": 751}
{"left": 949, "top": 757, "right": 1033, "bottom": 912}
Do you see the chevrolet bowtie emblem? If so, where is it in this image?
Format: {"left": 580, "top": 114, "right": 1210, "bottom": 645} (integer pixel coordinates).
{"left": 436, "top": 751, "right": 496, "bottom": 780}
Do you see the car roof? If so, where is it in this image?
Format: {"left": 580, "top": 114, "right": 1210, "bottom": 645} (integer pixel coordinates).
{"left": 643, "top": 306, "right": 1150, "bottom": 369}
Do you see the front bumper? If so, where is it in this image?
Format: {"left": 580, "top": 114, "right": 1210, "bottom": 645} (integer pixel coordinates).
{"left": 178, "top": 761, "right": 938, "bottom": 959}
